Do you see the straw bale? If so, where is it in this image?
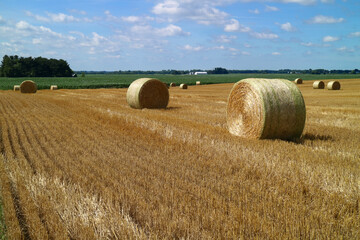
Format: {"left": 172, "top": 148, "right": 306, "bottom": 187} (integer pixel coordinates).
{"left": 327, "top": 81, "right": 341, "bottom": 90}
{"left": 13, "top": 85, "right": 20, "bottom": 91}
{"left": 20, "top": 80, "right": 37, "bottom": 93}
{"left": 294, "top": 78, "right": 303, "bottom": 84}
{"left": 127, "top": 78, "right": 169, "bottom": 109}
{"left": 170, "top": 83, "right": 176, "bottom": 87}
{"left": 179, "top": 84, "right": 188, "bottom": 89}
{"left": 50, "top": 85, "right": 58, "bottom": 90}
{"left": 313, "top": 81, "right": 325, "bottom": 89}
{"left": 196, "top": 81, "right": 201, "bottom": 85}
{"left": 227, "top": 78, "right": 306, "bottom": 140}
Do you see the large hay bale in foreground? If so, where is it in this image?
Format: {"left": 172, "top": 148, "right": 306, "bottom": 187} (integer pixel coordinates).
{"left": 126, "top": 78, "right": 169, "bottom": 109}
{"left": 227, "top": 78, "right": 306, "bottom": 140}
{"left": 179, "top": 84, "right": 188, "bottom": 89}
{"left": 50, "top": 85, "right": 58, "bottom": 90}
{"left": 327, "top": 81, "right": 341, "bottom": 90}
{"left": 313, "top": 81, "right": 325, "bottom": 89}
{"left": 20, "top": 80, "right": 37, "bottom": 93}
{"left": 13, "top": 85, "right": 20, "bottom": 91}
{"left": 294, "top": 78, "right": 303, "bottom": 84}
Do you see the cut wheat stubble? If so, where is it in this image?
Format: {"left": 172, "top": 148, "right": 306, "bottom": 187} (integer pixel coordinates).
{"left": 126, "top": 78, "right": 169, "bottom": 109}
{"left": 226, "top": 78, "right": 306, "bottom": 140}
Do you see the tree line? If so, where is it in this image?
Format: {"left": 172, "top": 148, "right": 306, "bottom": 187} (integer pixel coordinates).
{"left": 0, "top": 55, "right": 74, "bottom": 77}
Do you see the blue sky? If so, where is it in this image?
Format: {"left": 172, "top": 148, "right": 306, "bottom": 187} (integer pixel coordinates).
{"left": 0, "top": 0, "right": 359, "bottom": 71}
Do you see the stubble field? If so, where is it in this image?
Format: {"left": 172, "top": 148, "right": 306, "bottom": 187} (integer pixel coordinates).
{"left": 0, "top": 79, "right": 359, "bottom": 239}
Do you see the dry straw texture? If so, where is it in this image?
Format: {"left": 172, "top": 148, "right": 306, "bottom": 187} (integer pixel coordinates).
{"left": 327, "top": 81, "right": 341, "bottom": 90}
{"left": 179, "top": 84, "right": 188, "bottom": 89}
{"left": 20, "top": 80, "right": 37, "bottom": 93}
{"left": 294, "top": 78, "right": 303, "bottom": 84}
{"left": 13, "top": 85, "right": 20, "bottom": 91}
{"left": 227, "top": 78, "right": 306, "bottom": 140}
{"left": 50, "top": 85, "right": 58, "bottom": 90}
{"left": 196, "top": 81, "right": 201, "bottom": 85}
{"left": 126, "top": 78, "right": 169, "bottom": 109}
{"left": 170, "top": 83, "right": 176, "bottom": 87}
{"left": 313, "top": 81, "right": 325, "bottom": 89}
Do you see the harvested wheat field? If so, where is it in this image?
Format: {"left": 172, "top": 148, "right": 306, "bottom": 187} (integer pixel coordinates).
{"left": 0, "top": 79, "right": 359, "bottom": 239}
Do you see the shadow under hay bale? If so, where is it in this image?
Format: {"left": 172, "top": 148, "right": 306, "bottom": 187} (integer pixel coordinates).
{"left": 179, "top": 84, "right": 188, "bottom": 89}
{"left": 327, "top": 81, "right": 341, "bottom": 90}
{"left": 127, "top": 78, "right": 169, "bottom": 109}
{"left": 13, "top": 85, "right": 20, "bottom": 91}
{"left": 227, "top": 78, "right": 306, "bottom": 140}
{"left": 313, "top": 81, "right": 325, "bottom": 89}
{"left": 20, "top": 80, "right": 37, "bottom": 93}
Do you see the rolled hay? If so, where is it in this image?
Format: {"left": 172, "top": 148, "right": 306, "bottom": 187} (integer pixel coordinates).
{"left": 13, "top": 85, "right": 20, "bottom": 91}
{"left": 20, "top": 80, "right": 37, "bottom": 93}
{"left": 170, "top": 82, "right": 176, "bottom": 87}
{"left": 196, "top": 81, "right": 201, "bottom": 85}
{"left": 327, "top": 81, "right": 341, "bottom": 90}
{"left": 227, "top": 78, "right": 306, "bottom": 140}
{"left": 126, "top": 78, "right": 169, "bottom": 109}
{"left": 179, "top": 84, "right": 188, "bottom": 89}
{"left": 50, "top": 85, "right": 58, "bottom": 90}
{"left": 313, "top": 80, "right": 325, "bottom": 89}
{"left": 294, "top": 78, "right": 303, "bottom": 84}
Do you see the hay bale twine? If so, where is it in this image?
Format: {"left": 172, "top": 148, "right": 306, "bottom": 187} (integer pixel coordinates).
{"left": 170, "top": 82, "right": 176, "bottom": 87}
{"left": 179, "top": 84, "right": 188, "bottom": 89}
{"left": 227, "top": 78, "right": 306, "bottom": 140}
{"left": 50, "top": 85, "right": 58, "bottom": 90}
{"left": 294, "top": 78, "right": 303, "bottom": 84}
{"left": 13, "top": 85, "right": 20, "bottom": 91}
{"left": 126, "top": 78, "right": 169, "bottom": 109}
{"left": 327, "top": 81, "right": 341, "bottom": 90}
{"left": 313, "top": 81, "right": 325, "bottom": 89}
{"left": 20, "top": 80, "right": 37, "bottom": 93}
{"left": 196, "top": 81, "right": 201, "bottom": 85}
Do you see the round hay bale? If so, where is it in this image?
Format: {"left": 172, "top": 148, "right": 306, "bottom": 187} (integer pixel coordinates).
{"left": 227, "top": 78, "right": 306, "bottom": 140}
{"left": 50, "top": 85, "right": 58, "bottom": 90}
{"left": 170, "top": 82, "right": 176, "bottom": 87}
{"left": 13, "top": 85, "right": 20, "bottom": 91}
{"left": 294, "top": 78, "right": 303, "bottom": 84}
{"left": 20, "top": 80, "right": 37, "bottom": 93}
{"left": 313, "top": 81, "right": 325, "bottom": 89}
{"left": 196, "top": 81, "right": 201, "bottom": 85}
{"left": 179, "top": 84, "right": 188, "bottom": 89}
{"left": 126, "top": 78, "right": 169, "bottom": 109}
{"left": 327, "top": 81, "right": 341, "bottom": 90}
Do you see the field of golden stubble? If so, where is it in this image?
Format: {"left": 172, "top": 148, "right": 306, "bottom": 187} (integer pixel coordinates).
{"left": 0, "top": 78, "right": 359, "bottom": 239}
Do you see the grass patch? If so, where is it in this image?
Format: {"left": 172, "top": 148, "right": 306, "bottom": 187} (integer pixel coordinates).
{"left": 0, "top": 73, "right": 358, "bottom": 90}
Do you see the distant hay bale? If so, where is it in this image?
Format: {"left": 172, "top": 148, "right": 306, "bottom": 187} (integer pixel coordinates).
{"left": 313, "top": 81, "right": 325, "bottom": 89}
{"left": 170, "top": 83, "right": 176, "bottom": 87}
{"left": 13, "top": 85, "right": 20, "bottom": 91}
{"left": 196, "top": 81, "right": 201, "bottom": 85}
{"left": 294, "top": 78, "right": 303, "bottom": 84}
{"left": 327, "top": 81, "right": 341, "bottom": 90}
{"left": 179, "top": 84, "right": 188, "bottom": 89}
{"left": 126, "top": 78, "right": 169, "bottom": 109}
{"left": 50, "top": 85, "right": 58, "bottom": 90}
{"left": 20, "top": 80, "right": 37, "bottom": 93}
{"left": 227, "top": 78, "right": 306, "bottom": 140}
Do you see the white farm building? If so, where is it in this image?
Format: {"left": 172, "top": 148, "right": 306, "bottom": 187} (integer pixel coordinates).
{"left": 194, "top": 72, "right": 207, "bottom": 75}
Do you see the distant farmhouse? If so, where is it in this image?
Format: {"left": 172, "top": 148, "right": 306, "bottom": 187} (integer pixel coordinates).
{"left": 194, "top": 71, "right": 208, "bottom": 75}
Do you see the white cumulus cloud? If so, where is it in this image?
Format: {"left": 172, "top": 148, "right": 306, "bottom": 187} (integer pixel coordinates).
{"left": 350, "top": 32, "right": 360, "bottom": 37}
{"left": 265, "top": 5, "right": 279, "bottom": 12}
{"left": 308, "top": 15, "right": 344, "bottom": 24}
{"left": 281, "top": 22, "right": 296, "bottom": 32}
{"left": 251, "top": 32, "right": 279, "bottom": 39}
{"left": 323, "top": 35, "right": 339, "bottom": 42}
{"left": 224, "top": 19, "right": 251, "bottom": 32}
{"left": 183, "top": 44, "right": 203, "bottom": 51}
